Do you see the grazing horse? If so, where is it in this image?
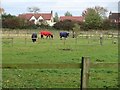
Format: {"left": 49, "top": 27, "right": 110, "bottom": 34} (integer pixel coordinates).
{"left": 60, "top": 32, "right": 69, "bottom": 39}
{"left": 31, "top": 32, "right": 37, "bottom": 42}
{"left": 40, "top": 31, "right": 53, "bottom": 39}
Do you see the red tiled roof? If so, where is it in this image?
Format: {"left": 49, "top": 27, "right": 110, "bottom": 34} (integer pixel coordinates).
{"left": 109, "top": 13, "right": 120, "bottom": 20}
{"left": 60, "top": 16, "right": 84, "bottom": 22}
{"left": 18, "top": 13, "right": 52, "bottom": 20}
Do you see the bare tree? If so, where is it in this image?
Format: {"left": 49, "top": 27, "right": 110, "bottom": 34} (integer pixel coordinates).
{"left": 82, "top": 6, "right": 108, "bottom": 19}
{"left": 27, "top": 6, "right": 40, "bottom": 13}
{"left": 94, "top": 6, "right": 108, "bottom": 19}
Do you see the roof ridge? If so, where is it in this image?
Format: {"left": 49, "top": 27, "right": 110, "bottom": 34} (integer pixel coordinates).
{"left": 21, "top": 13, "right": 51, "bottom": 15}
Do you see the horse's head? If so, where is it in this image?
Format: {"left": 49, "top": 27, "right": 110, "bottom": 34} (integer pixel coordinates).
{"left": 67, "top": 32, "right": 69, "bottom": 36}
{"left": 51, "top": 35, "right": 53, "bottom": 39}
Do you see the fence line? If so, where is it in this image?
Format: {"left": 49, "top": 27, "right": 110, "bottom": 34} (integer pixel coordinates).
{"left": 2, "top": 62, "right": 118, "bottom": 69}
{"left": 2, "top": 36, "right": 118, "bottom": 47}
{"left": 91, "top": 62, "right": 118, "bottom": 68}
{"left": 1, "top": 63, "right": 81, "bottom": 69}
{"left": 2, "top": 57, "right": 90, "bottom": 89}
{"left": 2, "top": 57, "right": 118, "bottom": 89}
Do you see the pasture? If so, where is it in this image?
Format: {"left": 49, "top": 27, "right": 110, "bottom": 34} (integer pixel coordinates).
{"left": 2, "top": 29, "right": 118, "bottom": 88}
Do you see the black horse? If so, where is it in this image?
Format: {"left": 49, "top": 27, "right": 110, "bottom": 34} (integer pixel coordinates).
{"left": 31, "top": 32, "right": 37, "bottom": 42}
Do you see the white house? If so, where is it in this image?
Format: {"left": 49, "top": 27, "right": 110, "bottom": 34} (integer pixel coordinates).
{"left": 18, "top": 11, "right": 55, "bottom": 26}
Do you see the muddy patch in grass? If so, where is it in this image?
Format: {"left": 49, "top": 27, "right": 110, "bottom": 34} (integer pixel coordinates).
{"left": 59, "top": 48, "right": 73, "bottom": 51}
{"left": 96, "top": 59, "right": 104, "bottom": 62}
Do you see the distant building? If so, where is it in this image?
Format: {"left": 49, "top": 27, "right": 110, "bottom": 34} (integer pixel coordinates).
{"left": 109, "top": 12, "right": 120, "bottom": 24}
{"left": 18, "top": 11, "right": 55, "bottom": 26}
{"left": 60, "top": 16, "right": 84, "bottom": 22}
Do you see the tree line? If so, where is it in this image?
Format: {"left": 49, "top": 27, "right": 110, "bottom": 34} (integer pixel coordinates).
{"left": 54, "top": 6, "right": 116, "bottom": 31}
{"left": 1, "top": 6, "right": 117, "bottom": 30}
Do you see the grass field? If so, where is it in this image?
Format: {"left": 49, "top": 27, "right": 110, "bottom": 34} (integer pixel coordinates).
{"left": 2, "top": 30, "right": 118, "bottom": 88}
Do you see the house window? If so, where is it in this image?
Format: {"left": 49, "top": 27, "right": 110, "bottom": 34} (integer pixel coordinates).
{"left": 39, "top": 19, "right": 43, "bottom": 22}
{"left": 31, "top": 20, "right": 35, "bottom": 23}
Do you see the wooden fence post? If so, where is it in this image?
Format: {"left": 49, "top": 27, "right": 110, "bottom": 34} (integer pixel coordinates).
{"left": 25, "top": 37, "right": 27, "bottom": 45}
{"left": 81, "top": 57, "right": 90, "bottom": 90}
{"left": 11, "top": 38, "right": 13, "bottom": 47}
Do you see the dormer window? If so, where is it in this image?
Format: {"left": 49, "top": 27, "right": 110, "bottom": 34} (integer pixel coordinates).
{"left": 39, "top": 19, "right": 43, "bottom": 22}
{"left": 31, "top": 20, "right": 35, "bottom": 22}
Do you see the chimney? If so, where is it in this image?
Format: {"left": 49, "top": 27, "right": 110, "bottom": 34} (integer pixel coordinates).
{"left": 109, "top": 11, "right": 112, "bottom": 15}
{"left": 51, "top": 10, "right": 53, "bottom": 15}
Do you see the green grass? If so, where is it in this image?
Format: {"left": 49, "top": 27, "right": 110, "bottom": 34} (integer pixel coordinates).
{"left": 3, "top": 38, "right": 118, "bottom": 64}
{"left": 2, "top": 31, "right": 118, "bottom": 88}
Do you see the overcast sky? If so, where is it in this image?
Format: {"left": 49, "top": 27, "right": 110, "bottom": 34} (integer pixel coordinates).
{"left": 1, "top": 0, "right": 120, "bottom": 16}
